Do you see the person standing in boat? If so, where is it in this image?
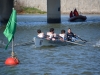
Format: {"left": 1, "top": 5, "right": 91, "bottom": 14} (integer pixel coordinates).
{"left": 73, "top": 8, "right": 79, "bottom": 16}
{"left": 67, "top": 28, "right": 76, "bottom": 41}
{"left": 47, "top": 28, "right": 57, "bottom": 41}
{"left": 37, "top": 29, "right": 45, "bottom": 38}
{"left": 59, "top": 29, "right": 67, "bottom": 41}
{"left": 69, "top": 8, "right": 79, "bottom": 18}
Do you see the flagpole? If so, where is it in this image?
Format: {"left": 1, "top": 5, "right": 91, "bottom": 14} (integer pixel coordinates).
{"left": 4, "top": 8, "right": 19, "bottom": 66}
{"left": 11, "top": 38, "right": 15, "bottom": 57}
{"left": 11, "top": 8, "right": 14, "bottom": 57}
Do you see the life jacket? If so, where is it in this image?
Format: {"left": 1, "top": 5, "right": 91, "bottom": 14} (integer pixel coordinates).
{"left": 70, "top": 11, "right": 73, "bottom": 18}
{"left": 74, "top": 9, "right": 79, "bottom": 16}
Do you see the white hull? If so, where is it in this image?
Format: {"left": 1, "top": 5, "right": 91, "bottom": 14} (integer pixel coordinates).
{"left": 33, "top": 37, "right": 84, "bottom": 47}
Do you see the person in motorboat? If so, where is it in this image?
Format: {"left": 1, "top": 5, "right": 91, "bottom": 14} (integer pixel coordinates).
{"left": 73, "top": 8, "right": 79, "bottom": 16}
{"left": 47, "top": 28, "right": 57, "bottom": 41}
{"left": 67, "top": 28, "right": 76, "bottom": 41}
{"left": 59, "top": 29, "right": 67, "bottom": 41}
{"left": 69, "top": 8, "right": 87, "bottom": 22}
{"left": 69, "top": 11, "right": 74, "bottom": 18}
{"left": 37, "top": 29, "right": 45, "bottom": 38}
{"left": 69, "top": 8, "right": 79, "bottom": 18}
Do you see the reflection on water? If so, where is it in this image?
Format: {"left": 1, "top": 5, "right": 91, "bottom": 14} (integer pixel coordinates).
{"left": 0, "top": 14, "right": 100, "bottom": 75}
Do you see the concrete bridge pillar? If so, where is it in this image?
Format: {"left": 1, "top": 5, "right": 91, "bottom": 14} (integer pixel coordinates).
{"left": 47, "top": 0, "right": 61, "bottom": 23}
{"left": 0, "top": 0, "right": 14, "bottom": 24}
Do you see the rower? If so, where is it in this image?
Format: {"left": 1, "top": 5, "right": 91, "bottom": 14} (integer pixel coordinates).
{"left": 37, "top": 29, "right": 45, "bottom": 38}
{"left": 59, "top": 29, "right": 67, "bottom": 41}
{"left": 47, "top": 28, "right": 57, "bottom": 40}
{"left": 67, "top": 28, "right": 76, "bottom": 41}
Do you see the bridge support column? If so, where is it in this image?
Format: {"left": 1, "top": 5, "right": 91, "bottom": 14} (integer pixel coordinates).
{"left": 47, "top": 0, "right": 61, "bottom": 23}
{"left": 0, "top": 0, "right": 14, "bottom": 24}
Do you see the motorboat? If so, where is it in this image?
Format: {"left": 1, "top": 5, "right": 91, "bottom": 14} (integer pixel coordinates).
{"left": 69, "top": 15, "right": 87, "bottom": 22}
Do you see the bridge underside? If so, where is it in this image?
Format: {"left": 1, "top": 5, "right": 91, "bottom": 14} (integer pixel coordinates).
{"left": 0, "top": 0, "right": 61, "bottom": 24}
{"left": 0, "top": 0, "right": 14, "bottom": 24}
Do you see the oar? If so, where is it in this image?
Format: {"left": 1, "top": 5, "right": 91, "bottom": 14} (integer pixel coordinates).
{"left": 76, "top": 35, "right": 87, "bottom": 43}
{"left": 66, "top": 40, "right": 83, "bottom": 46}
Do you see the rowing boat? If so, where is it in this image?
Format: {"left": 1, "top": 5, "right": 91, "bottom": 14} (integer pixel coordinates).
{"left": 33, "top": 37, "right": 85, "bottom": 47}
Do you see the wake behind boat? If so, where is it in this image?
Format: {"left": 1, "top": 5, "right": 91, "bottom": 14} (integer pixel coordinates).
{"left": 33, "top": 37, "right": 85, "bottom": 47}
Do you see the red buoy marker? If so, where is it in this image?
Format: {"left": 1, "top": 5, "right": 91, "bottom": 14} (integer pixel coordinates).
{"left": 4, "top": 40, "right": 20, "bottom": 66}
{"left": 5, "top": 51, "right": 19, "bottom": 66}
{"left": 5, "top": 57, "right": 19, "bottom": 65}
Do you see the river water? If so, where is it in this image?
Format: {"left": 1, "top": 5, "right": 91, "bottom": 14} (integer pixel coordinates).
{"left": 0, "top": 14, "right": 100, "bottom": 75}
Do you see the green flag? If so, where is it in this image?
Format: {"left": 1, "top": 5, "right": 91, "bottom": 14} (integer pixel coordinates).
{"left": 3, "top": 8, "right": 17, "bottom": 49}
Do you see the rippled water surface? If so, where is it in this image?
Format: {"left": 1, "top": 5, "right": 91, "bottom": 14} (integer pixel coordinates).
{"left": 0, "top": 14, "right": 100, "bottom": 75}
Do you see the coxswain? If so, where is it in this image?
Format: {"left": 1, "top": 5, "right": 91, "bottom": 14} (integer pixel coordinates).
{"left": 67, "top": 28, "right": 76, "bottom": 41}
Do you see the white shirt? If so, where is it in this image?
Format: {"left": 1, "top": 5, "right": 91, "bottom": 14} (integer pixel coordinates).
{"left": 37, "top": 33, "right": 44, "bottom": 38}
{"left": 59, "top": 33, "right": 67, "bottom": 40}
{"left": 47, "top": 32, "right": 56, "bottom": 39}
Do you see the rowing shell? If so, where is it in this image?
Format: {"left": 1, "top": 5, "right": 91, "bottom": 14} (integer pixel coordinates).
{"left": 33, "top": 37, "right": 85, "bottom": 47}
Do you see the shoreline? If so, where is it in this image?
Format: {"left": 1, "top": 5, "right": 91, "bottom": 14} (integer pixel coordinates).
{"left": 17, "top": 13, "right": 100, "bottom": 15}
{"left": 15, "top": 7, "right": 100, "bottom": 15}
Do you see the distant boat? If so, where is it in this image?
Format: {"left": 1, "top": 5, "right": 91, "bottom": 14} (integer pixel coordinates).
{"left": 69, "top": 15, "right": 87, "bottom": 22}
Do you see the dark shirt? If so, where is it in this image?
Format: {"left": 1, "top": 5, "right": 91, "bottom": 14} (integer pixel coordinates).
{"left": 74, "top": 9, "right": 79, "bottom": 16}
{"left": 70, "top": 11, "right": 73, "bottom": 18}
{"left": 67, "top": 32, "right": 75, "bottom": 41}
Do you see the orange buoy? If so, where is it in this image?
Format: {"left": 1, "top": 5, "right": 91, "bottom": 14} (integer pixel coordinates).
{"left": 5, "top": 57, "right": 19, "bottom": 66}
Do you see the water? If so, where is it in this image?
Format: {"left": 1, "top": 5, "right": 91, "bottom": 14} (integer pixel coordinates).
{"left": 0, "top": 14, "right": 100, "bottom": 75}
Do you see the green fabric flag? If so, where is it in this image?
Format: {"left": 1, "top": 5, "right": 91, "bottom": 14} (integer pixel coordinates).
{"left": 3, "top": 8, "right": 16, "bottom": 49}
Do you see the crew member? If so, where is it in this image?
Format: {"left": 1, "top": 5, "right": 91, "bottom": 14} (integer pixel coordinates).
{"left": 67, "top": 28, "right": 76, "bottom": 41}
{"left": 59, "top": 29, "right": 67, "bottom": 41}
{"left": 37, "top": 29, "right": 45, "bottom": 38}
{"left": 47, "top": 28, "right": 57, "bottom": 40}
